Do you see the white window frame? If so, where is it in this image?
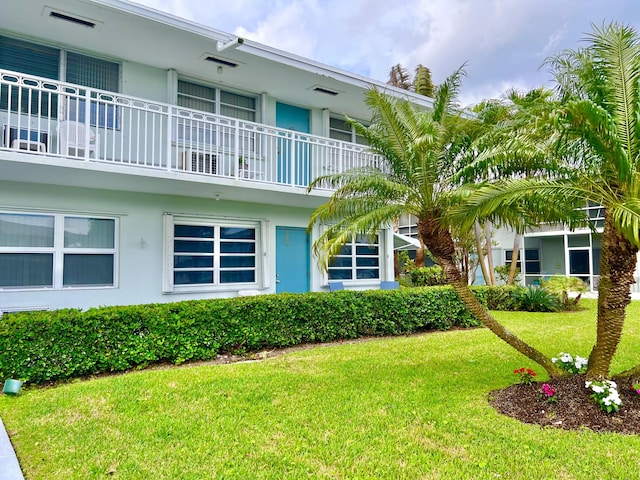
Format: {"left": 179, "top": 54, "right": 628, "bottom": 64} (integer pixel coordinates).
{"left": 163, "top": 214, "right": 266, "bottom": 293}
{"left": 0, "top": 211, "right": 118, "bottom": 291}
{"left": 177, "top": 79, "right": 258, "bottom": 122}
{"left": 505, "top": 248, "right": 540, "bottom": 275}
{"left": 329, "top": 116, "right": 368, "bottom": 145}
{"left": 326, "top": 233, "right": 382, "bottom": 284}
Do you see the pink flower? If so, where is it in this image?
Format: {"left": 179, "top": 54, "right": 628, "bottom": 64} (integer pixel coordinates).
{"left": 541, "top": 383, "right": 556, "bottom": 397}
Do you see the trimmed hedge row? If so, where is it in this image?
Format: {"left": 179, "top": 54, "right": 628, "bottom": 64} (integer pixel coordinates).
{"left": 0, "top": 286, "right": 516, "bottom": 384}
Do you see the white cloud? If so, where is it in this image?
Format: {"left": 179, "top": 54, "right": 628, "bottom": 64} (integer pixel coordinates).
{"left": 135, "top": 0, "right": 640, "bottom": 104}
{"left": 540, "top": 24, "right": 569, "bottom": 57}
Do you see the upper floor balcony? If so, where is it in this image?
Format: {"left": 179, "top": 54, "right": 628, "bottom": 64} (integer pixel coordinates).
{"left": 0, "top": 69, "right": 382, "bottom": 196}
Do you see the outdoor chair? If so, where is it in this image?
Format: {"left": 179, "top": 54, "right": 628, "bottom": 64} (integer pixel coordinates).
{"left": 57, "top": 120, "right": 99, "bottom": 158}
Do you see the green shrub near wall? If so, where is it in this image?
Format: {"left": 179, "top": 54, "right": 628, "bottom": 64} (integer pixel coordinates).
{"left": 410, "top": 266, "right": 448, "bottom": 286}
{"left": 0, "top": 286, "right": 518, "bottom": 385}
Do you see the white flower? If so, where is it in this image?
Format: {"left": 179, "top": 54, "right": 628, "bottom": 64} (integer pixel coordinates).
{"left": 592, "top": 385, "right": 605, "bottom": 393}
{"left": 560, "top": 353, "right": 573, "bottom": 363}
{"left": 585, "top": 381, "right": 592, "bottom": 388}
{"left": 575, "top": 356, "right": 588, "bottom": 368}
{"left": 552, "top": 358, "right": 558, "bottom": 363}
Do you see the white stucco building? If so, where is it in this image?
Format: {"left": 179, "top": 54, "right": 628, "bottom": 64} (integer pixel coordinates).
{"left": 0, "top": 0, "right": 432, "bottom": 313}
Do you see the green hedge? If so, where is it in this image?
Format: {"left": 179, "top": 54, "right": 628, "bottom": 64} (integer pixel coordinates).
{"left": 410, "top": 266, "right": 448, "bottom": 286}
{"left": 471, "top": 285, "right": 525, "bottom": 311}
{"left": 0, "top": 286, "right": 517, "bottom": 385}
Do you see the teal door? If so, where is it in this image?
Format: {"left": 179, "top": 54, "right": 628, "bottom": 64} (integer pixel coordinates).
{"left": 276, "top": 102, "right": 310, "bottom": 186}
{"left": 276, "top": 226, "right": 310, "bottom": 293}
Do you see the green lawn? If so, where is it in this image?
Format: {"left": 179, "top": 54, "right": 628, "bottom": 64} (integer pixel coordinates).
{"left": 2, "top": 299, "right": 640, "bottom": 479}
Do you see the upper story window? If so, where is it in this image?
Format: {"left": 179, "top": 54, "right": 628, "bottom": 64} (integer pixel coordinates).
{"left": 329, "top": 117, "right": 368, "bottom": 145}
{"left": 0, "top": 36, "right": 120, "bottom": 91}
{"left": 0, "top": 211, "right": 117, "bottom": 290}
{"left": 0, "top": 35, "right": 120, "bottom": 126}
{"left": 177, "top": 80, "right": 256, "bottom": 122}
{"left": 328, "top": 234, "right": 380, "bottom": 281}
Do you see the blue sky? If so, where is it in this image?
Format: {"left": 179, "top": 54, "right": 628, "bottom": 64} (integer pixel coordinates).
{"left": 135, "top": 0, "right": 640, "bottom": 106}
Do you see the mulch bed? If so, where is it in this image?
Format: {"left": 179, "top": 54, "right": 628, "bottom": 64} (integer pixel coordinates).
{"left": 490, "top": 374, "right": 640, "bottom": 434}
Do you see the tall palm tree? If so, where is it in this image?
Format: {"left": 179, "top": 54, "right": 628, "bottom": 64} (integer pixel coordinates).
{"left": 460, "top": 22, "right": 640, "bottom": 379}
{"left": 308, "top": 68, "right": 565, "bottom": 378}
{"left": 387, "top": 63, "right": 436, "bottom": 270}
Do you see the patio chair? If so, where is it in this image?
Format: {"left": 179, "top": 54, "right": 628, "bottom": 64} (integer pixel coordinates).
{"left": 57, "top": 120, "right": 99, "bottom": 158}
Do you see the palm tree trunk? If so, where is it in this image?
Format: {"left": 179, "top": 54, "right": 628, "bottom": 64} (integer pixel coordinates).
{"left": 507, "top": 234, "right": 521, "bottom": 285}
{"left": 485, "top": 221, "right": 496, "bottom": 285}
{"left": 418, "top": 218, "right": 564, "bottom": 378}
{"left": 415, "top": 242, "right": 425, "bottom": 268}
{"left": 474, "top": 221, "right": 491, "bottom": 285}
{"left": 587, "top": 213, "right": 638, "bottom": 379}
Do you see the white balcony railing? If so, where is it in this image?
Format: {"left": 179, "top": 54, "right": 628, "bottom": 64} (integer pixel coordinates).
{"left": 0, "top": 69, "right": 382, "bottom": 189}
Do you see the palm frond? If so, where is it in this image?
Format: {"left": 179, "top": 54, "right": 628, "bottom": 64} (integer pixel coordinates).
{"left": 451, "top": 178, "right": 590, "bottom": 234}
{"left": 588, "top": 22, "right": 640, "bottom": 174}
{"left": 432, "top": 64, "right": 467, "bottom": 122}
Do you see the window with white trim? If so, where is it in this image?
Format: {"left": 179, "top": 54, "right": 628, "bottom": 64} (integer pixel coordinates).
{"left": 329, "top": 117, "right": 368, "bottom": 145}
{"left": 505, "top": 249, "right": 540, "bottom": 275}
{"left": 0, "top": 212, "right": 117, "bottom": 289}
{"left": 167, "top": 216, "right": 261, "bottom": 290}
{"left": 328, "top": 234, "right": 380, "bottom": 281}
{"left": 177, "top": 80, "right": 256, "bottom": 121}
{"left": 0, "top": 35, "right": 121, "bottom": 121}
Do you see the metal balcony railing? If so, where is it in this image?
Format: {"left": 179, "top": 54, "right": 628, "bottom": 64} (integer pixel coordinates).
{"left": 0, "top": 69, "right": 382, "bottom": 190}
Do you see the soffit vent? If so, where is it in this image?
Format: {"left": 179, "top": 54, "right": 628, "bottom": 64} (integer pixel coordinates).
{"left": 204, "top": 56, "right": 238, "bottom": 68}
{"left": 43, "top": 7, "right": 102, "bottom": 30}
{"left": 313, "top": 86, "right": 339, "bottom": 96}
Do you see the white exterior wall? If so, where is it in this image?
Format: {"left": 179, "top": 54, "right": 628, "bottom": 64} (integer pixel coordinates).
{"left": 121, "top": 61, "right": 168, "bottom": 102}
{"left": 0, "top": 181, "right": 393, "bottom": 311}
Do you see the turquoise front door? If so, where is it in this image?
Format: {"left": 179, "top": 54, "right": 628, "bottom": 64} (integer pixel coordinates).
{"left": 276, "top": 226, "right": 310, "bottom": 293}
{"left": 276, "top": 102, "right": 310, "bottom": 186}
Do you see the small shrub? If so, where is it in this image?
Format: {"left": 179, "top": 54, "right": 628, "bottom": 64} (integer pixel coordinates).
{"left": 513, "top": 367, "right": 537, "bottom": 385}
{"left": 513, "top": 286, "right": 560, "bottom": 312}
{"left": 540, "top": 383, "right": 558, "bottom": 403}
{"left": 585, "top": 379, "right": 621, "bottom": 413}
{"left": 494, "top": 265, "right": 521, "bottom": 284}
{"left": 551, "top": 352, "right": 588, "bottom": 374}
{"left": 470, "top": 285, "right": 524, "bottom": 311}
{"left": 410, "top": 266, "right": 447, "bottom": 286}
{"left": 541, "top": 276, "right": 587, "bottom": 310}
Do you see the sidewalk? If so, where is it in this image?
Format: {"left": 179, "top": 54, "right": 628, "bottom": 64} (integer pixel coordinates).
{"left": 0, "top": 416, "right": 24, "bottom": 480}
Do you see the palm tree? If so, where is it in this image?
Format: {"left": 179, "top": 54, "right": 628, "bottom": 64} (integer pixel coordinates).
{"left": 387, "top": 63, "right": 436, "bottom": 270}
{"left": 308, "top": 67, "right": 565, "bottom": 378}
{"left": 460, "top": 22, "right": 640, "bottom": 379}
{"left": 388, "top": 63, "right": 435, "bottom": 97}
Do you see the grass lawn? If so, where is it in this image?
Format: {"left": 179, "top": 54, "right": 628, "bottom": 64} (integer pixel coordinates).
{"left": 2, "top": 299, "right": 640, "bottom": 479}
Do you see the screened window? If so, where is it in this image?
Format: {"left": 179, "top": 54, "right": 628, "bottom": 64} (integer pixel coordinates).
{"left": 220, "top": 91, "right": 256, "bottom": 121}
{"left": 0, "top": 35, "right": 120, "bottom": 127}
{"left": 172, "top": 221, "right": 258, "bottom": 288}
{"left": 329, "top": 117, "right": 367, "bottom": 145}
{"left": 328, "top": 235, "right": 380, "bottom": 281}
{"left": 0, "top": 212, "right": 117, "bottom": 289}
{"left": 0, "top": 36, "right": 60, "bottom": 116}
{"left": 177, "top": 80, "right": 256, "bottom": 121}
{"left": 66, "top": 52, "right": 120, "bottom": 128}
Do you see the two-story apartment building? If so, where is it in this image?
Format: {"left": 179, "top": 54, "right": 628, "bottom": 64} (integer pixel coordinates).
{"left": 0, "top": 0, "right": 432, "bottom": 313}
